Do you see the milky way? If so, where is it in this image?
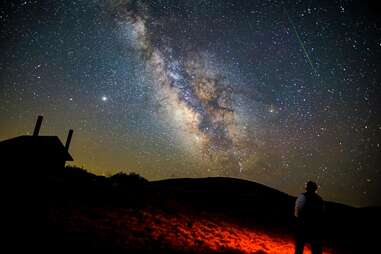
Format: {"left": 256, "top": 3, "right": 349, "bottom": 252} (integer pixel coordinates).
{"left": 109, "top": 0, "right": 251, "bottom": 174}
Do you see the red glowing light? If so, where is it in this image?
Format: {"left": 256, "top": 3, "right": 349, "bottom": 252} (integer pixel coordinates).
{"left": 52, "top": 207, "right": 332, "bottom": 254}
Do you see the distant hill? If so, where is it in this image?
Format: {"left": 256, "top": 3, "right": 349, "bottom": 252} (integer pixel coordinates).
{"left": 148, "top": 177, "right": 295, "bottom": 227}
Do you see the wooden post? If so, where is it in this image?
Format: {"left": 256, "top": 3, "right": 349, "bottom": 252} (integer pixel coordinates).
{"left": 33, "top": 115, "right": 43, "bottom": 136}
{"left": 65, "top": 129, "right": 74, "bottom": 150}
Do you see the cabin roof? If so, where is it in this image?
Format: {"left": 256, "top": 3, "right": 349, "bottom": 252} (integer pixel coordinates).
{"left": 0, "top": 135, "right": 73, "bottom": 161}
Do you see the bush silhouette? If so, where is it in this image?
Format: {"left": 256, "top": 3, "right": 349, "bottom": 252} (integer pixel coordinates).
{"left": 109, "top": 172, "right": 148, "bottom": 189}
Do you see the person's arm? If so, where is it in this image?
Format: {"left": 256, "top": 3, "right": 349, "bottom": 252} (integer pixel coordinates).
{"left": 294, "top": 194, "right": 306, "bottom": 217}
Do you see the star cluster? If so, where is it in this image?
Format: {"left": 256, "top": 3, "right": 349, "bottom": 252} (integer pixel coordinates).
{"left": 0, "top": 0, "right": 380, "bottom": 207}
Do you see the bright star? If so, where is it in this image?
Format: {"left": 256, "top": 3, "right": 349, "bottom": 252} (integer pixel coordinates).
{"left": 101, "top": 96, "right": 108, "bottom": 102}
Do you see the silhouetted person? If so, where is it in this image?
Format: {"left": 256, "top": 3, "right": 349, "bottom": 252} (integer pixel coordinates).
{"left": 294, "top": 181, "right": 325, "bottom": 254}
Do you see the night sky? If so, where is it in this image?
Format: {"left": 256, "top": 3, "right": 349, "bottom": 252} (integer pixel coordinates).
{"left": 1, "top": 0, "right": 380, "bottom": 207}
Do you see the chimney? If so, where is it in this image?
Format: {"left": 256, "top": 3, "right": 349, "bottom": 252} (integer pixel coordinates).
{"left": 33, "top": 115, "right": 43, "bottom": 136}
{"left": 65, "top": 129, "right": 74, "bottom": 150}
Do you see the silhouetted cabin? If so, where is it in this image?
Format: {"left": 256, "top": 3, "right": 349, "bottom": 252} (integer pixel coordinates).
{"left": 0, "top": 116, "right": 74, "bottom": 175}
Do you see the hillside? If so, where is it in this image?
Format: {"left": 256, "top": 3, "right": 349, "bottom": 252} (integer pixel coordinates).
{"left": 4, "top": 166, "right": 380, "bottom": 253}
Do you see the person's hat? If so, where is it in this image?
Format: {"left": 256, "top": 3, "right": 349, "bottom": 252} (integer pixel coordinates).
{"left": 305, "top": 181, "right": 318, "bottom": 192}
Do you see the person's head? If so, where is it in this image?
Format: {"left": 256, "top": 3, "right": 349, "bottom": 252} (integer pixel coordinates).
{"left": 305, "top": 181, "right": 318, "bottom": 193}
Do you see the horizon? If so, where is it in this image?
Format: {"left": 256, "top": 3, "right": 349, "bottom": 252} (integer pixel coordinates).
{"left": 1, "top": 0, "right": 380, "bottom": 208}
{"left": 0, "top": 122, "right": 376, "bottom": 208}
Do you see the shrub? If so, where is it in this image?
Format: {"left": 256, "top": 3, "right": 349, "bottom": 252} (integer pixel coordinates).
{"left": 109, "top": 171, "right": 148, "bottom": 188}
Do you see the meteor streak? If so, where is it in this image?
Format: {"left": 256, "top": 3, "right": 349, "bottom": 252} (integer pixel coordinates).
{"left": 285, "top": 8, "right": 319, "bottom": 77}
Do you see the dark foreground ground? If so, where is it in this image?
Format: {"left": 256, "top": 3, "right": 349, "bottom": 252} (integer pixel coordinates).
{"left": 3, "top": 166, "right": 380, "bottom": 253}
